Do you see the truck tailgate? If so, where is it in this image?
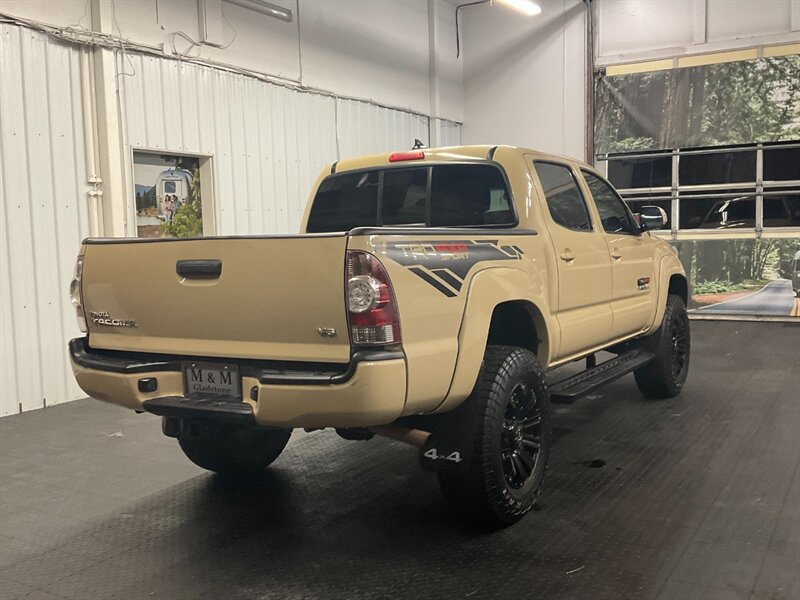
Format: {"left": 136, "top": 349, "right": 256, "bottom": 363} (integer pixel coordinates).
{"left": 81, "top": 235, "right": 350, "bottom": 363}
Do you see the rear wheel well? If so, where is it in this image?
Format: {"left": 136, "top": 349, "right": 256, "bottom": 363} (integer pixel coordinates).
{"left": 668, "top": 274, "right": 688, "bottom": 305}
{"left": 487, "top": 301, "right": 547, "bottom": 362}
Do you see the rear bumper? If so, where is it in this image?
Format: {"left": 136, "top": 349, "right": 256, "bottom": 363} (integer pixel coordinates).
{"left": 69, "top": 338, "right": 407, "bottom": 428}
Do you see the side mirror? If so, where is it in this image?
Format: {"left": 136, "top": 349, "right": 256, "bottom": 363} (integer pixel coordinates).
{"left": 638, "top": 206, "right": 668, "bottom": 231}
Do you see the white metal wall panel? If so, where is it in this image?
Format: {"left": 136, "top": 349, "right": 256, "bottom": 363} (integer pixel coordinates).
{"left": 0, "top": 24, "right": 91, "bottom": 416}
{"left": 335, "top": 98, "right": 431, "bottom": 160}
{"left": 120, "top": 55, "right": 340, "bottom": 234}
{"left": 437, "top": 119, "right": 462, "bottom": 147}
{"left": 119, "top": 56, "right": 451, "bottom": 235}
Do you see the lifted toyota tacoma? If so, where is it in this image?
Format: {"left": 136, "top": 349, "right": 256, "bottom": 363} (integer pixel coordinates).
{"left": 69, "top": 145, "right": 690, "bottom": 528}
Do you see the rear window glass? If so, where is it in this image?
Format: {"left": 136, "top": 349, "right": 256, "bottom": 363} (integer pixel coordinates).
{"left": 306, "top": 164, "right": 514, "bottom": 232}
{"left": 430, "top": 165, "right": 514, "bottom": 226}
{"left": 306, "top": 171, "right": 379, "bottom": 232}
{"left": 382, "top": 168, "right": 427, "bottom": 226}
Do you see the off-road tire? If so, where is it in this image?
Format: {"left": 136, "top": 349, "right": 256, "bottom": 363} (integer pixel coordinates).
{"left": 634, "top": 294, "right": 691, "bottom": 399}
{"left": 178, "top": 424, "right": 291, "bottom": 476}
{"left": 438, "top": 345, "right": 551, "bottom": 529}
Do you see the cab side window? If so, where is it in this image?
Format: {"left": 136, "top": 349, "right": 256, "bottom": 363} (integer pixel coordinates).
{"left": 534, "top": 161, "right": 592, "bottom": 232}
{"left": 582, "top": 170, "right": 639, "bottom": 234}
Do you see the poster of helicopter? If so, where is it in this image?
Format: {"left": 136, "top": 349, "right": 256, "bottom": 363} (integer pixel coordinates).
{"left": 133, "top": 151, "right": 203, "bottom": 238}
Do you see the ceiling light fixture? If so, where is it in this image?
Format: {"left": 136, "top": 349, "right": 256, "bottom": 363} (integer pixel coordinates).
{"left": 225, "top": 0, "right": 293, "bottom": 22}
{"left": 495, "top": 0, "right": 542, "bottom": 16}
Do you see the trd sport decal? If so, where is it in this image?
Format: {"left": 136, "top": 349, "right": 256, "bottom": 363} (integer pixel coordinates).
{"left": 384, "top": 240, "right": 524, "bottom": 297}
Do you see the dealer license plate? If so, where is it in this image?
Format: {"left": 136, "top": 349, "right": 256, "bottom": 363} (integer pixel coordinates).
{"left": 183, "top": 362, "right": 241, "bottom": 398}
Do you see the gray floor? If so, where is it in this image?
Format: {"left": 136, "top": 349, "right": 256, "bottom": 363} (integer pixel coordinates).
{"left": 1, "top": 321, "right": 798, "bottom": 600}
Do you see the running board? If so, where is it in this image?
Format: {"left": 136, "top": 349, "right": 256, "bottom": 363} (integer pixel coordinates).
{"left": 549, "top": 350, "right": 655, "bottom": 403}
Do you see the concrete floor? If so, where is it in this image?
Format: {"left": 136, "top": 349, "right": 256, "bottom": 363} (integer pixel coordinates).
{"left": 1, "top": 321, "right": 798, "bottom": 600}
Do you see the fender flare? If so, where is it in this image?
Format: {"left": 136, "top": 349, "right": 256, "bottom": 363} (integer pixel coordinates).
{"left": 433, "top": 267, "right": 553, "bottom": 413}
{"left": 649, "top": 253, "right": 687, "bottom": 332}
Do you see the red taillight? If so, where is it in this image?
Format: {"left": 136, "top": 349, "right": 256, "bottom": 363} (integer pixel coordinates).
{"left": 346, "top": 250, "right": 401, "bottom": 346}
{"left": 389, "top": 150, "right": 424, "bottom": 162}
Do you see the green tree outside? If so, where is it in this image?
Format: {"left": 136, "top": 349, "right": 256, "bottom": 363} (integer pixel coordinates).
{"left": 161, "top": 168, "right": 203, "bottom": 238}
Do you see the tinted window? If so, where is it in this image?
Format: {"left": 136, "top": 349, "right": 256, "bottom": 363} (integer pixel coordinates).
{"left": 679, "top": 150, "right": 756, "bottom": 185}
{"left": 763, "top": 195, "right": 800, "bottom": 228}
{"left": 307, "top": 164, "right": 513, "bottom": 232}
{"left": 382, "top": 169, "right": 427, "bottom": 226}
{"left": 430, "top": 165, "right": 513, "bottom": 226}
{"left": 763, "top": 146, "right": 800, "bottom": 181}
{"left": 306, "top": 171, "right": 379, "bottom": 233}
{"left": 679, "top": 195, "right": 755, "bottom": 229}
{"left": 607, "top": 155, "right": 672, "bottom": 189}
{"left": 582, "top": 171, "right": 638, "bottom": 234}
{"left": 534, "top": 162, "right": 591, "bottom": 232}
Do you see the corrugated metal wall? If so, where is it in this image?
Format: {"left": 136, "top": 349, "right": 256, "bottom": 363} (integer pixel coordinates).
{"left": 120, "top": 55, "right": 454, "bottom": 235}
{"left": 335, "top": 99, "right": 430, "bottom": 163}
{"left": 0, "top": 24, "right": 91, "bottom": 416}
{"left": 436, "top": 119, "right": 462, "bottom": 147}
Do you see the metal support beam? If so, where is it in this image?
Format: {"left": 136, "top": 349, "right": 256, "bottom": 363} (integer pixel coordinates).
{"left": 428, "top": 0, "right": 441, "bottom": 147}
{"left": 91, "top": 0, "right": 127, "bottom": 237}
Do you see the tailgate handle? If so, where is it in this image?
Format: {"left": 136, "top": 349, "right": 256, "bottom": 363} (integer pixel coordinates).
{"left": 176, "top": 259, "right": 222, "bottom": 279}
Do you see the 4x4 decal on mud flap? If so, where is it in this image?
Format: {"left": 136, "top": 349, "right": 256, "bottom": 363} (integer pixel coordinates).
{"left": 384, "top": 240, "right": 524, "bottom": 297}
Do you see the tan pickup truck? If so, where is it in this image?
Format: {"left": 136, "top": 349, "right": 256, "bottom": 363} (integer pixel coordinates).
{"left": 68, "top": 145, "right": 689, "bottom": 527}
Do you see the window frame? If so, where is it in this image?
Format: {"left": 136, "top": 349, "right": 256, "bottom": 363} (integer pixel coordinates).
{"left": 580, "top": 168, "right": 643, "bottom": 236}
{"left": 597, "top": 141, "right": 800, "bottom": 238}
{"left": 533, "top": 160, "right": 595, "bottom": 234}
{"left": 307, "top": 161, "right": 519, "bottom": 232}
{"left": 130, "top": 147, "right": 216, "bottom": 238}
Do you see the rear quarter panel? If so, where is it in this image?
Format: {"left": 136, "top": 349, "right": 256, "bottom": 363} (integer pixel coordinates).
{"left": 311, "top": 147, "right": 560, "bottom": 415}
{"left": 347, "top": 232, "right": 551, "bottom": 415}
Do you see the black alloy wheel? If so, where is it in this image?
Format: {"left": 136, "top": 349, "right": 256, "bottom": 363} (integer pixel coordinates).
{"left": 634, "top": 294, "right": 691, "bottom": 399}
{"left": 501, "top": 382, "right": 544, "bottom": 490}
{"left": 438, "top": 345, "right": 551, "bottom": 528}
{"left": 670, "top": 309, "right": 690, "bottom": 380}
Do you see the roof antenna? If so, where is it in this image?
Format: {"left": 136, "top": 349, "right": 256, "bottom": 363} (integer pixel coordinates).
{"left": 412, "top": 138, "right": 426, "bottom": 149}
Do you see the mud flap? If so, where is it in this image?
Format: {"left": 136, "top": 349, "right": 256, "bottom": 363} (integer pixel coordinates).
{"left": 419, "top": 390, "right": 482, "bottom": 473}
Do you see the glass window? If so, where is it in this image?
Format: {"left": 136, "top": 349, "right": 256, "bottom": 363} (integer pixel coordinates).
{"left": 582, "top": 170, "right": 638, "bottom": 234}
{"left": 763, "top": 195, "right": 800, "bottom": 228}
{"left": 763, "top": 146, "right": 800, "bottom": 182}
{"left": 163, "top": 181, "right": 177, "bottom": 194}
{"left": 534, "top": 162, "right": 592, "bottom": 232}
{"left": 306, "top": 171, "right": 379, "bottom": 233}
{"left": 607, "top": 155, "right": 672, "bottom": 189}
{"left": 679, "top": 150, "right": 756, "bottom": 185}
{"left": 306, "top": 164, "right": 513, "bottom": 232}
{"left": 679, "top": 195, "right": 755, "bottom": 230}
{"left": 430, "top": 164, "right": 513, "bottom": 226}
{"left": 382, "top": 169, "right": 427, "bottom": 226}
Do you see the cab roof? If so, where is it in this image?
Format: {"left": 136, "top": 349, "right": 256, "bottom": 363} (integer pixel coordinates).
{"left": 332, "top": 145, "right": 593, "bottom": 173}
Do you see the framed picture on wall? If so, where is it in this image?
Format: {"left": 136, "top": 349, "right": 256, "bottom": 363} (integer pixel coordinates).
{"left": 132, "top": 151, "right": 214, "bottom": 238}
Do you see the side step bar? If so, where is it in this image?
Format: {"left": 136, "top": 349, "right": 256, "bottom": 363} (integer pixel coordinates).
{"left": 549, "top": 350, "right": 655, "bottom": 403}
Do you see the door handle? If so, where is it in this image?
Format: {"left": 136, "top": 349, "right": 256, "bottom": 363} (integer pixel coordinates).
{"left": 176, "top": 259, "right": 222, "bottom": 279}
{"left": 559, "top": 251, "right": 575, "bottom": 262}
{"left": 611, "top": 251, "right": 622, "bottom": 261}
